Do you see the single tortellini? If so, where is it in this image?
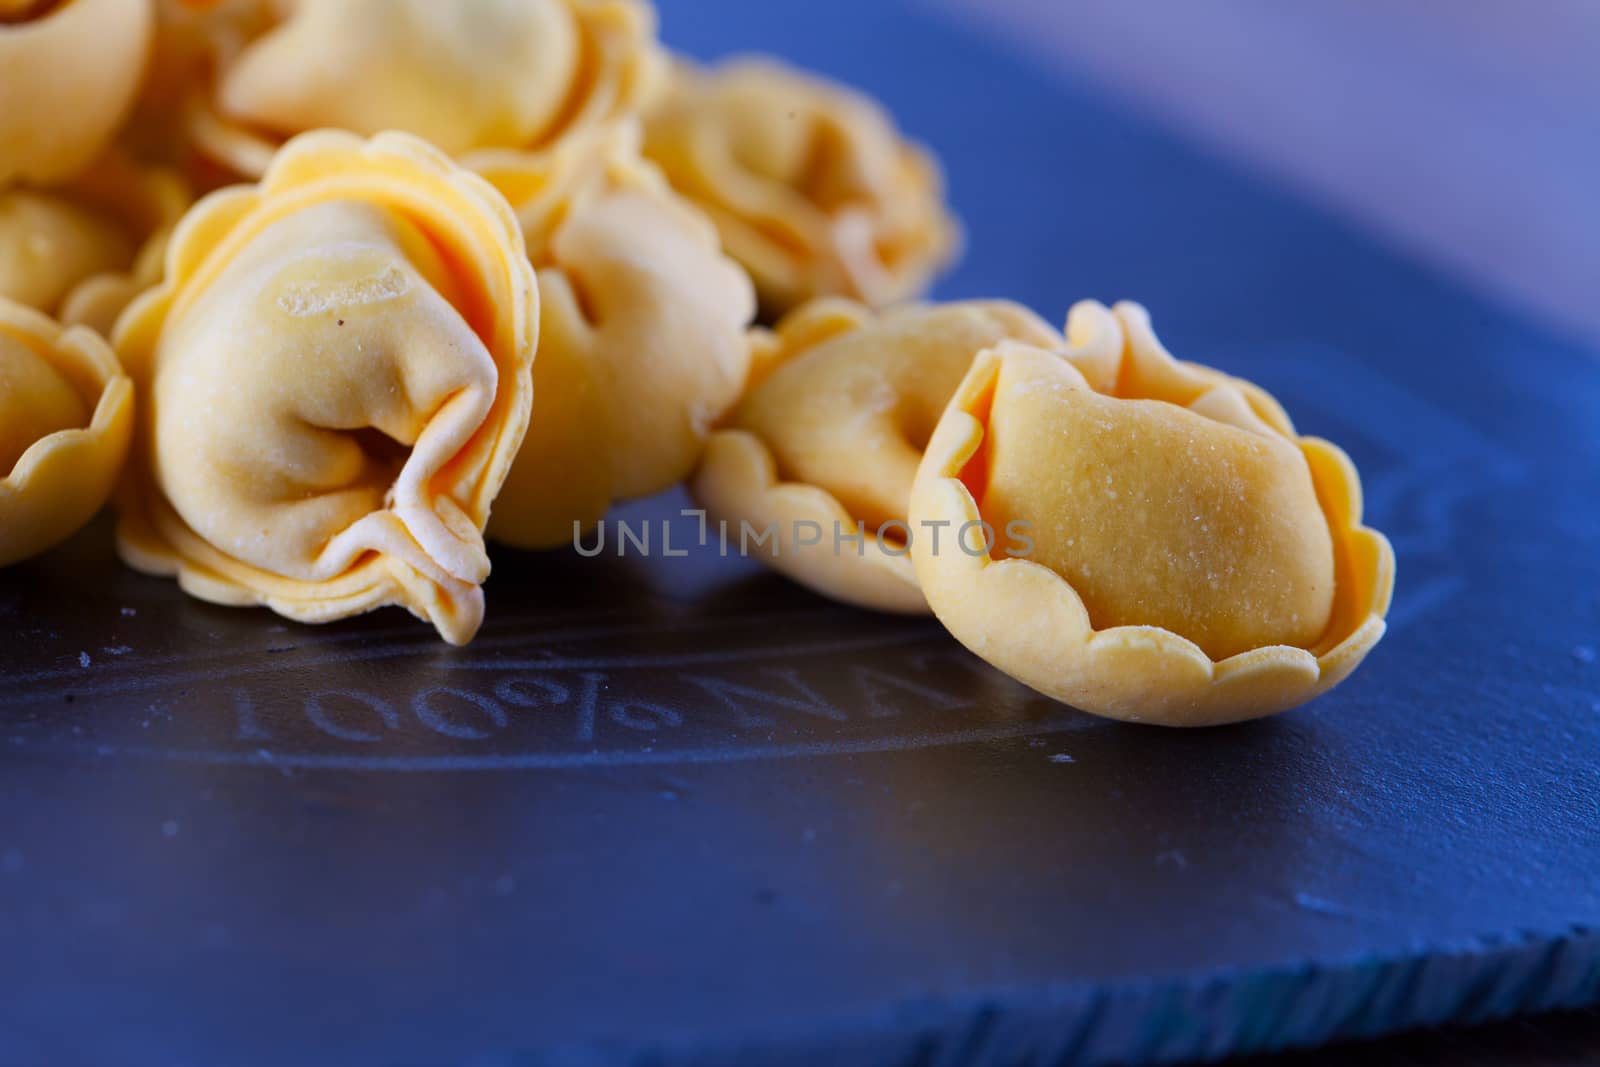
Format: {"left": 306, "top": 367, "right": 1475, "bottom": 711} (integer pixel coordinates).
{"left": 643, "top": 58, "right": 959, "bottom": 317}
{"left": 0, "top": 151, "right": 190, "bottom": 323}
{"left": 113, "top": 131, "right": 538, "bottom": 645}
{"left": 190, "top": 0, "right": 666, "bottom": 182}
{"left": 909, "top": 301, "right": 1395, "bottom": 726}
{"left": 0, "top": 297, "right": 134, "bottom": 567}
{"left": 0, "top": 0, "right": 154, "bottom": 185}
{"left": 469, "top": 122, "right": 755, "bottom": 550}
{"left": 691, "top": 299, "right": 1110, "bottom": 613}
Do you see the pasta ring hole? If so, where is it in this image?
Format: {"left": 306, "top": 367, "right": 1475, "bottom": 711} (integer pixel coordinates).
{"left": 350, "top": 425, "right": 411, "bottom": 474}
{"left": 897, "top": 403, "right": 938, "bottom": 453}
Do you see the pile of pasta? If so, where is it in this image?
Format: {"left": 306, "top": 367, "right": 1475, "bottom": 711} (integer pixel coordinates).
{"left": 0, "top": 0, "right": 1390, "bottom": 724}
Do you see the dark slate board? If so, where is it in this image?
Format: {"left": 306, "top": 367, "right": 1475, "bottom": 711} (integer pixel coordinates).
{"left": 2, "top": 1, "right": 1598, "bottom": 1064}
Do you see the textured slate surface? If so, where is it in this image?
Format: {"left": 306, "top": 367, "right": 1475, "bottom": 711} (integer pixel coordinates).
{"left": 2, "top": 1, "right": 1598, "bottom": 1064}
{"left": 1229, "top": 1007, "right": 1600, "bottom": 1067}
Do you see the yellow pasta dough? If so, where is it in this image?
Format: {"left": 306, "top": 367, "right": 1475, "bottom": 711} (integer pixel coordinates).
{"left": 0, "top": 328, "right": 88, "bottom": 474}
{"left": 190, "top": 0, "right": 666, "bottom": 181}
{"left": 125, "top": 0, "right": 289, "bottom": 165}
{"left": 113, "top": 131, "right": 538, "bottom": 644}
{"left": 0, "top": 0, "right": 154, "bottom": 185}
{"left": 0, "top": 191, "right": 133, "bottom": 313}
{"left": 470, "top": 122, "right": 755, "bottom": 549}
{"left": 0, "top": 152, "right": 190, "bottom": 321}
{"left": 0, "top": 297, "right": 134, "bottom": 567}
{"left": 909, "top": 301, "right": 1394, "bottom": 726}
{"left": 643, "top": 58, "right": 959, "bottom": 316}
{"left": 690, "top": 299, "right": 1111, "bottom": 612}
{"left": 57, "top": 227, "right": 174, "bottom": 337}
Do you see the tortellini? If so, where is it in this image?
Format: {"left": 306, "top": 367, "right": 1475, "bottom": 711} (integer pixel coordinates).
{"left": 113, "top": 131, "right": 538, "bottom": 644}
{"left": 691, "top": 298, "right": 1099, "bottom": 612}
{"left": 190, "top": 0, "right": 667, "bottom": 181}
{"left": 0, "top": 0, "right": 153, "bottom": 185}
{"left": 0, "top": 152, "right": 189, "bottom": 324}
{"left": 471, "top": 122, "right": 755, "bottom": 549}
{"left": 909, "top": 301, "right": 1394, "bottom": 726}
{"left": 0, "top": 297, "right": 134, "bottom": 567}
{"left": 643, "top": 58, "right": 959, "bottom": 316}
{"left": 0, "top": 0, "right": 1392, "bottom": 715}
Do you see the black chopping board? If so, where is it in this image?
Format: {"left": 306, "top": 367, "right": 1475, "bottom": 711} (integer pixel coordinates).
{"left": 2, "top": 1, "right": 1598, "bottom": 1064}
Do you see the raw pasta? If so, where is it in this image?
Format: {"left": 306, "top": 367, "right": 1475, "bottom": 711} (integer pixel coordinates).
{"left": 113, "top": 131, "right": 538, "bottom": 644}
{"left": 909, "top": 302, "right": 1394, "bottom": 725}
